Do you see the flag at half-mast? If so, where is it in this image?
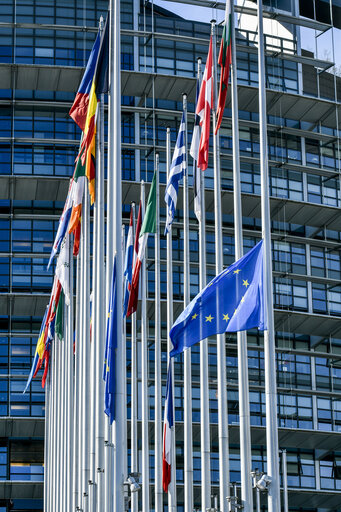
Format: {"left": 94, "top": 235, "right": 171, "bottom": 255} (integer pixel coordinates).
{"left": 127, "top": 173, "right": 157, "bottom": 316}
{"left": 47, "top": 180, "right": 73, "bottom": 269}
{"left": 170, "top": 240, "right": 266, "bottom": 357}
{"left": 162, "top": 364, "right": 174, "bottom": 493}
{"left": 126, "top": 201, "right": 142, "bottom": 317}
{"left": 103, "top": 255, "right": 117, "bottom": 423}
{"left": 215, "top": 0, "right": 232, "bottom": 133}
{"left": 196, "top": 36, "right": 213, "bottom": 171}
{"left": 123, "top": 205, "right": 135, "bottom": 317}
{"left": 78, "top": 14, "right": 109, "bottom": 204}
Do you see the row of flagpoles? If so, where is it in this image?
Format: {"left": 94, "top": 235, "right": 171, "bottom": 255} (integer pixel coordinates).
{"left": 23, "top": 0, "right": 284, "bottom": 510}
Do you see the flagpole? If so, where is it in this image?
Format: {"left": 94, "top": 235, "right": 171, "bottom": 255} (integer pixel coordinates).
{"left": 82, "top": 190, "right": 91, "bottom": 512}
{"left": 212, "top": 19, "right": 230, "bottom": 512}
{"left": 67, "top": 240, "right": 74, "bottom": 512}
{"left": 89, "top": 175, "right": 98, "bottom": 511}
{"left": 182, "top": 93, "right": 193, "bottom": 512}
{"left": 95, "top": 91, "right": 106, "bottom": 511}
{"left": 112, "top": 0, "right": 125, "bottom": 507}
{"left": 44, "top": 349, "right": 50, "bottom": 512}
{"left": 78, "top": 216, "right": 85, "bottom": 508}
{"left": 122, "top": 223, "right": 128, "bottom": 496}
{"left": 62, "top": 299, "right": 67, "bottom": 510}
{"left": 140, "top": 180, "right": 150, "bottom": 512}
{"left": 154, "top": 153, "right": 163, "bottom": 512}
{"left": 51, "top": 336, "right": 57, "bottom": 512}
{"left": 166, "top": 126, "right": 176, "bottom": 512}
{"left": 230, "top": 1, "right": 253, "bottom": 510}
{"left": 195, "top": 55, "right": 211, "bottom": 510}
{"left": 257, "top": 1, "right": 281, "bottom": 511}
{"left": 55, "top": 333, "right": 61, "bottom": 512}
{"left": 73, "top": 255, "right": 81, "bottom": 512}
{"left": 48, "top": 340, "right": 55, "bottom": 512}
{"left": 105, "top": 1, "right": 114, "bottom": 506}
{"left": 130, "top": 201, "right": 138, "bottom": 512}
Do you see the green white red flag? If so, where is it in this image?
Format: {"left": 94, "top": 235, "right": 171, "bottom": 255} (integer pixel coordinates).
{"left": 215, "top": 0, "right": 232, "bottom": 134}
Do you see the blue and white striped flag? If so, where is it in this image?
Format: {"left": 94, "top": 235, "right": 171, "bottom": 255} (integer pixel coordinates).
{"left": 164, "top": 111, "right": 186, "bottom": 235}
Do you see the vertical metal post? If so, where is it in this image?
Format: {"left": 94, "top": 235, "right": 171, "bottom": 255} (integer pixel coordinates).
{"left": 282, "top": 450, "right": 288, "bottom": 512}
{"left": 154, "top": 153, "right": 163, "bottom": 512}
{"left": 212, "top": 18, "right": 230, "bottom": 511}
{"left": 73, "top": 255, "right": 81, "bottom": 511}
{"left": 183, "top": 93, "right": 193, "bottom": 512}
{"left": 257, "top": 2, "right": 281, "bottom": 511}
{"left": 67, "top": 240, "right": 74, "bottom": 512}
{"left": 166, "top": 127, "right": 177, "bottom": 511}
{"left": 230, "top": 1, "right": 253, "bottom": 510}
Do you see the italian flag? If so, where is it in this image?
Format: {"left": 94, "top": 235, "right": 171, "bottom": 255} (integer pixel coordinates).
{"left": 127, "top": 171, "right": 157, "bottom": 315}
{"left": 215, "top": 0, "right": 232, "bottom": 134}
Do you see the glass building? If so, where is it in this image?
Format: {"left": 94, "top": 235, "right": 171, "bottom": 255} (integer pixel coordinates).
{"left": 1, "top": 0, "right": 341, "bottom": 510}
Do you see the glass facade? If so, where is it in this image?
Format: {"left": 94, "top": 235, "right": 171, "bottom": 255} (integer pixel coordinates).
{"left": 1, "top": 0, "right": 341, "bottom": 510}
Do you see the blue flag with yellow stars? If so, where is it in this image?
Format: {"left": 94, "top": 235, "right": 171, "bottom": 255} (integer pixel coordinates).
{"left": 170, "top": 240, "right": 266, "bottom": 357}
{"left": 103, "top": 255, "right": 117, "bottom": 423}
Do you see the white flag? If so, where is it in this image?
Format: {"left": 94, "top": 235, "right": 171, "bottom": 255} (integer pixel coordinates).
{"left": 55, "top": 234, "right": 70, "bottom": 305}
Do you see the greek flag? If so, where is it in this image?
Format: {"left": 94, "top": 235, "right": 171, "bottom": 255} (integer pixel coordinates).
{"left": 164, "top": 111, "right": 186, "bottom": 235}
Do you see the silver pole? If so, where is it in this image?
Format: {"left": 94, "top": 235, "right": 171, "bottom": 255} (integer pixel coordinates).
{"left": 112, "top": 0, "right": 124, "bottom": 506}
{"left": 95, "top": 92, "right": 106, "bottom": 512}
{"left": 89, "top": 166, "right": 98, "bottom": 511}
{"left": 62, "top": 300, "right": 67, "bottom": 511}
{"left": 212, "top": 19, "right": 230, "bottom": 511}
{"left": 106, "top": 5, "right": 115, "bottom": 510}
{"left": 230, "top": 1, "right": 253, "bottom": 510}
{"left": 196, "top": 55, "right": 211, "bottom": 509}
{"left": 55, "top": 333, "right": 61, "bottom": 512}
{"left": 182, "top": 93, "right": 193, "bottom": 512}
{"left": 130, "top": 202, "right": 138, "bottom": 512}
{"left": 48, "top": 338, "right": 55, "bottom": 512}
{"left": 154, "top": 153, "right": 163, "bottom": 512}
{"left": 67, "top": 239, "right": 74, "bottom": 512}
{"left": 122, "top": 223, "right": 128, "bottom": 492}
{"left": 82, "top": 190, "right": 91, "bottom": 512}
{"left": 78, "top": 218, "right": 85, "bottom": 508}
{"left": 73, "top": 255, "right": 81, "bottom": 511}
{"left": 282, "top": 450, "right": 288, "bottom": 512}
{"left": 257, "top": 2, "right": 280, "bottom": 511}
{"left": 140, "top": 181, "right": 150, "bottom": 512}
{"left": 44, "top": 351, "right": 50, "bottom": 512}
{"left": 51, "top": 336, "right": 57, "bottom": 512}
{"left": 166, "top": 127, "right": 177, "bottom": 511}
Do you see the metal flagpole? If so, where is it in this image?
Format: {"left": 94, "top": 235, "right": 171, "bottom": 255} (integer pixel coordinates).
{"left": 166, "top": 127, "right": 176, "bottom": 512}
{"left": 154, "top": 153, "right": 163, "bottom": 512}
{"left": 78, "top": 216, "right": 85, "bottom": 508}
{"left": 55, "top": 330, "right": 61, "bottom": 512}
{"left": 195, "top": 56, "right": 211, "bottom": 510}
{"left": 140, "top": 180, "right": 150, "bottom": 512}
{"left": 106, "top": 0, "right": 115, "bottom": 508}
{"left": 62, "top": 299, "right": 68, "bottom": 510}
{"left": 112, "top": 0, "right": 125, "bottom": 506}
{"left": 230, "top": 1, "right": 253, "bottom": 510}
{"left": 82, "top": 190, "right": 91, "bottom": 512}
{"left": 73, "top": 255, "right": 81, "bottom": 512}
{"left": 89, "top": 175, "right": 98, "bottom": 510}
{"left": 51, "top": 335, "right": 57, "bottom": 512}
{"left": 130, "top": 202, "right": 138, "bottom": 512}
{"left": 211, "top": 19, "right": 230, "bottom": 511}
{"left": 67, "top": 240, "right": 74, "bottom": 512}
{"left": 60, "top": 303, "right": 65, "bottom": 511}
{"left": 48, "top": 338, "right": 55, "bottom": 512}
{"left": 122, "top": 223, "right": 128, "bottom": 496}
{"left": 257, "top": 1, "right": 281, "bottom": 511}
{"left": 282, "top": 450, "right": 288, "bottom": 512}
{"left": 95, "top": 91, "right": 105, "bottom": 511}
{"left": 182, "top": 93, "right": 193, "bottom": 512}
{"left": 44, "top": 349, "right": 50, "bottom": 512}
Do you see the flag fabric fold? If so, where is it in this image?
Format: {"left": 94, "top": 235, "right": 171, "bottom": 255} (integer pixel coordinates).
{"left": 55, "top": 234, "right": 70, "bottom": 306}
{"left": 190, "top": 76, "right": 202, "bottom": 222}
{"left": 215, "top": 0, "right": 232, "bottom": 134}
{"left": 123, "top": 206, "right": 134, "bottom": 317}
{"left": 103, "top": 256, "right": 117, "bottom": 424}
{"left": 23, "top": 308, "right": 48, "bottom": 393}
{"left": 126, "top": 201, "right": 142, "bottom": 317}
{"left": 169, "top": 240, "right": 266, "bottom": 357}
{"left": 196, "top": 36, "right": 213, "bottom": 171}
{"left": 47, "top": 182, "right": 73, "bottom": 269}
{"left": 164, "top": 111, "right": 186, "bottom": 235}
{"left": 127, "top": 173, "right": 157, "bottom": 315}
{"left": 162, "top": 364, "right": 174, "bottom": 493}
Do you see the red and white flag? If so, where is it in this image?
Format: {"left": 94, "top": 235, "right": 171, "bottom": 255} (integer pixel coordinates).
{"left": 162, "top": 365, "right": 174, "bottom": 493}
{"left": 126, "top": 201, "right": 142, "bottom": 317}
{"left": 196, "top": 36, "right": 213, "bottom": 171}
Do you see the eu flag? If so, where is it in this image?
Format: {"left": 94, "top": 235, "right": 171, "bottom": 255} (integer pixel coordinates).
{"left": 170, "top": 240, "right": 266, "bottom": 357}
{"left": 103, "top": 256, "right": 117, "bottom": 423}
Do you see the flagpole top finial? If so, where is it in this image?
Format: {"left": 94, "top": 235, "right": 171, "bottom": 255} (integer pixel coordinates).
{"left": 210, "top": 19, "right": 216, "bottom": 25}
{"left": 197, "top": 57, "right": 202, "bottom": 63}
